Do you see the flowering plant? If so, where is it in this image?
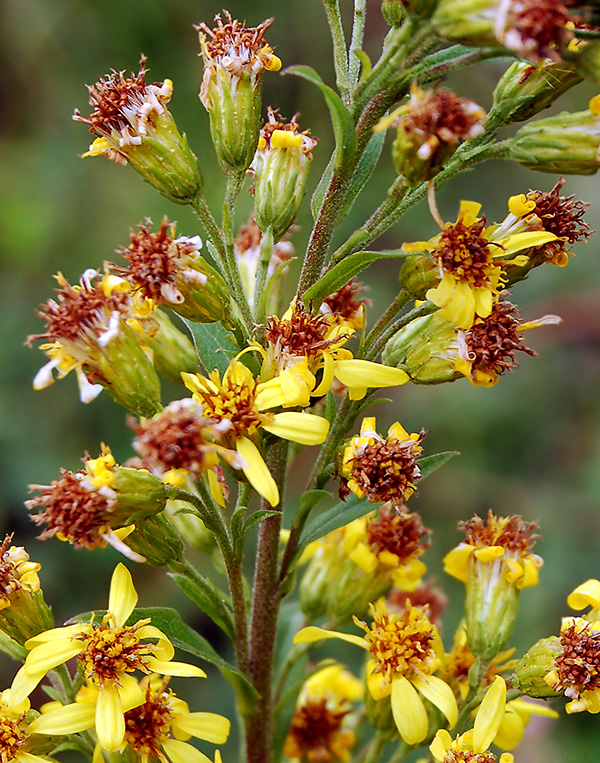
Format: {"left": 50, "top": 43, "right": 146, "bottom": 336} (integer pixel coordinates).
{"left": 4, "top": 2, "right": 600, "bottom": 763}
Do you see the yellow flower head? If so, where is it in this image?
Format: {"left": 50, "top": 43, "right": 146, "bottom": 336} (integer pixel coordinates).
{"left": 285, "top": 663, "right": 361, "bottom": 763}
{"left": 295, "top": 600, "right": 458, "bottom": 745}
{"left": 412, "top": 200, "right": 558, "bottom": 329}
{"left": 182, "top": 358, "right": 329, "bottom": 506}
{"left": 543, "top": 615, "right": 600, "bottom": 714}
{"left": 455, "top": 298, "right": 561, "bottom": 387}
{"left": 0, "top": 537, "right": 40, "bottom": 612}
{"left": 339, "top": 418, "right": 424, "bottom": 506}
{"left": 13, "top": 564, "right": 206, "bottom": 752}
{"left": 259, "top": 301, "right": 408, "bottom": 404}
{"left": 0, "top": 689, "right": 51, "bottom": 763}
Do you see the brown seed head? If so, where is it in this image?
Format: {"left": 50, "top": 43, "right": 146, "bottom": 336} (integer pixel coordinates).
{"left": 398, "top": 88, "right": 486, "bottom": 147}
{"left": 265, "top": 304, "right": 344, "bottom": 359}
{"left": 124, "top": 679, "right": 173, "bottom": 758}
{"left": 367, "top": 506, "right": 431, "bottom": 561}
{"left": 499, "top": 0, "right": 573, "bottom": 62}
{"left": 554, "top": 622, "right": 600, "bottom": 699}
{"left": 196, "top": 11, "right": 274, "bottom": 63}
{"left": 79, "top": 616, "right": 154, "bottom": 686}
{"left": 459, "top": 510, "right": 539, "bottom": 554}
{"left": 285, "top": 698, "right": 353, "bottom": 763}
{"left": 436, "top": 216, "right": 498, "bottom": 288}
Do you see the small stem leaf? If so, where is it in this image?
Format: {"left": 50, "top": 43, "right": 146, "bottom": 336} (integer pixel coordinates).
{"left": 284, "top": 66, "right": 356, "bottom": 172}
{"left": 168, "top": 572, "right": 235, "bottom": 639}
{"left": 304, "top": 250, "right": 409, "bottom": 304}
{"left": 311, "top": 154, "right": 335, "bottom": 221}
{"left": 181, "top": 318, "right": 239, "bottom": 376}
{"left": 232, "top": 509, "right": 282, "bottom": 556}
{"left": 336, "top": 127, "right": 386, "bottom": 224}
{"left": 419, "top": 450, "right": 460, "bottom": 478}
{"left": 325, "top": 391, "right": 337, "bottom": 425}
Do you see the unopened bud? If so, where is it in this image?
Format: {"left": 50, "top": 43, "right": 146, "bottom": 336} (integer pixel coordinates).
{"left": 513, "top": 636, "right": 563, "bottom": 698}
{"left": 147, "top": 309, "right": 199, "bottom": 383}
{"left": 492, "top": 59, "right": 581, "bottom": 124}
{"left": 124, "top": 513, "right": 184, "bottom": 567}
{"left": 381, "top": 0, "right": 407, "bottom": 26}
{"left": 382, "top": 311, "right": 460, "bottom": 384}
{"left": 197, "top": 13, "right": 281, "bottom": 172}
{"left": 509, "top": 96, "right": 600, "bottom": 175}
{"left": 249, "top": 109, "right": 317, "bottom": 239}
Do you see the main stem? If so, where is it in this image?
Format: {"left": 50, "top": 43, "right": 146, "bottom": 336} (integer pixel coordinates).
{"left": 246, "top": 441, "right": 288, "bottom": 763}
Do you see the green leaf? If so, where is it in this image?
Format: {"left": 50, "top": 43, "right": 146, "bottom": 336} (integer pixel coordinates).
{"left": 325, "top": 390, "right": 337, "bottom": 425}
{"left": 232, "top": 509, "right": 282, "bottom": 555}
{"left": 294, "top": 493, "right": 373, "bottom": 563}
{"left": 133, "top": 607, "right": 258, "bottom": 708}
{"left": 336, "top": 127, "right": 386, "bottom": 224}
{"left": 353, "top": 49, "right": 373, "bottom": 83}
{"left": 0, "top": 630, "right": 27, "bottom": 661}
{"left": 169, "top": 572, "right": 235, "bottom": 639}
{"left": 285, "top": 65, "right": 356, "bottom": 173}
{"left": 419, "top": 450, "right": 459, "bottom": 478}
{"left": 304, "top": 250, "right": 409, "bottom": 304}
{"left": 181, "top": 318, "right": 239, "bottom": 376}
{"left": 311, "top": 154, "right": 335, "bottom": 221}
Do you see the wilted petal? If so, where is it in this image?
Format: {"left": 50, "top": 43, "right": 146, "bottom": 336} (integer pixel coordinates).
{"left": 567, "top": 579, "right": 600, "bottom": 610}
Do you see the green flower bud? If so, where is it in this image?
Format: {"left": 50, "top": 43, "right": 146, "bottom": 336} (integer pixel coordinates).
{"left": 381, "top": 0, "right": 407, "bottom": 26}
{"left": 375, "top": 86, "right": 486, "bottom": 185}
{"left": 513, "top": 636, "right": 563, "bottom": 698}
{"left": 197, "top": 13, "right": 282, "bottom": 172}
{"left": 110, "top": 467, "right": 168, "bottom": 524}
{"left": 365, "top": 691, "right": 396, "bottom": 733}
{"left": 147, "top": 309, "right": 199, "bottom": 384}
{"left": 574, "top": 40, "right": 600, "bottom": 87}
{"left": 492, "top": 59, "right": 581, "bottom": 124}
{"left": 250, "top": 110, "right": 317, "bottom": 239}
{"left": 509, "top": 96, "right": 600, "bottom": 175}
{"left": 382, "top": 312, "right": 461, "bottom": 385}
{"left": 432, "top": 0, "right": 498, "bottom": 46}
{"left": 74, "top": 60, "right": 202, "bottom": 204}
{"left": 124, "top": 513, "right": 185, "bottom": 567}
{"left": 398, "top": 254, "right": 439, "bottom": 299}
{"left": 0, "top": 540, "right": 54, "bottom": 644}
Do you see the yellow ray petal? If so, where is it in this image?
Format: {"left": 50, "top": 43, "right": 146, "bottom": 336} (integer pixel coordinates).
{"left": 162, "top": 739, "right": 214, "bottom": 763}
{"left": 293, "top": 626, "right": 368, "bottom": 649}
{"left": 24, "top": 640, "right": 83, "bottom": 676}
{"left": 473, "top": 675, "right": 507, "bottom": 753}
{"left": 391, "top": 675, "right": 429, "bottom": 745}
{"left": 334, "top": 360, "right": 408, "bottom": 391}
{"left": 147, "top": 659, "right": 207, "bottom": 677}
{"left": 135, "top": 625, "right": 175, "bottom": 661}
{"left": 96, "top": 688, "right": 125, "bottom": 752}
{"left": 29, "top": 702, "right": 96, "bottom": 736}
{"left": 263, "top": 412, "right": 329, "bottom": 446}
{"left": 430, "top": 729, "right": 453, "bottom": 761}
{"left": 235, "top": 436, "right": 279, "bottom": 507}
{"left": 501, "top": 231, "right": 558, "bottom": 255}
{"left": 25, "top": 623, "right": 87, "bottom": 649}
{"left": 108, "top": 563, "right": 138, "bottom": 627}
{"left": 567, "top": 579, "right": 600, "bottom": 610}
{"left": 412, "top": 674, "right": 458, "bottom": 727}
{"left": 172, "top": 711, "right": 231, "bottom": 744}
{"left": 117, "top": 673, "right": 146, "bottom": 712}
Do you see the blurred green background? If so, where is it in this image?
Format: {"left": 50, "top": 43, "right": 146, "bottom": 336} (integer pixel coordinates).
{"left": 2, "top": 0, "right": 600, "bottom": 760}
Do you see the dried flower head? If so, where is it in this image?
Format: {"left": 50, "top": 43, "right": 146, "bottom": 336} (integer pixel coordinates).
{"left": 0, "top": 536, "right": 41, "bottom": 610}
{"left": 495, "top": 0, "right": 573, "bottom": 62}
{"left": 320, "top": 279, "right": 368, "bottom": 331}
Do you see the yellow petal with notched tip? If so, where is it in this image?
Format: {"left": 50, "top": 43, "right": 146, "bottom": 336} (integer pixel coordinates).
{"left": 473, "top": 676, "right": 507, "bottom": 753}
{"left": 135, "top": 625, "right": 175, "bottom": 660}
{"left": 263, "top": 412, "right": 329, "bottom": 446}
{"left": 96, "top": 688, "right": 125, "bottom": 752}
{"left": 391, "top": 675, "right": 429, "bottom": 745}
{"left": 567, "top": 579, "right": 600, "bottom": 610}
{"left": 442, "top": 280, "right": 476, "bottom": 329}
{"left": 147, "top": 659, "right": 207, "bottom": 677}
{"left": 501, "top": 231, "right": 558, "bottom": 255}
{"left": 412, "top": 674, "right": 458, "bottom": 727}
{"left": 172, "top": 711, "right": 231, "bottom": 744}
{"left": 235, "top": 436, "right": 279, "bottom": 507}
{"left": 293, "top": 626, "right": 368, "bottom": 649}
{"left": 24, "top": 639, "right": 83, "bottom": 676}
{"left": 29, "top": 702, "right": 96, "bottom": 736}
{"left": 334, "top": 359, "right": 408, "bottom": 391}
{"left": 25, "top": 623, "right": 87, "bottom": 649}
{"left": 162, "top": 739, "right": 214, "bottom": 763}
{"left": 108, "top": 563, "right": 138, "bottom": 627}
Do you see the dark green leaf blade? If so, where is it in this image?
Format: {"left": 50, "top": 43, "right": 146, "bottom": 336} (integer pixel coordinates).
{"left": 181, "top": 319, "right": 239, "bottom": 376}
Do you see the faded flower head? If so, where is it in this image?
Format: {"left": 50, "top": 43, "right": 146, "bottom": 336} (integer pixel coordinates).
{"left": 0, "top": 536, "right": 40, "bottom": 611}
{"left": 29, "top": 269, "right": 161, "bottom": 415}
{"left": 73, "top": 57, "right": 201, "bottom": 202}
{"left": 115, "top": 218, "right": 230, "bottom": 324}
{"left": 375, "top": 85, "right": 486, "bottom": 184}
{"left": 339, "top": 417, "right": 425, "bottom": 506}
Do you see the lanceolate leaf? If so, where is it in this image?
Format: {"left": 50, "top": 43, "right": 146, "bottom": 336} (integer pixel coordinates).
{"left": 336, "top": 127, "right": 386, "bottom": 224}
{"left": 304, "top": 250, "right": 409, "bottom": 305}
{"left": 285, "top": 65, "right": 356, "bottom": 173}
{"left": 181, "top": 318, "right": 239, "bottom": 376}
{"left": 168, "top": 572, "right": 235, "bottom": 639}
{"left": 419, "top": 450, "right": 459, "bottom": 478}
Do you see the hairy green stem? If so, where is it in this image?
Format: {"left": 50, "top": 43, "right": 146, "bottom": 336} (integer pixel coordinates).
{"left": 348, "top": 0, "right": 367, "bottom": 92}
{"left": 323, "top": 0, "right": 350, "bottom": 100}
{"left": 246, "top": 441, "right": 288, "bottom": 763}
{"left": 223, "top": 170, "right": 255, "bottom": 336}
{"left": 360, "top": 289, "right": 411, "bottom": 358}
{"left": 253, "top": 225, "right": 274, "bottom": 320}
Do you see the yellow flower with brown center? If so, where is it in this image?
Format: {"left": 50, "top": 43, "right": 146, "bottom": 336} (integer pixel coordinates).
{"left": 284, "top": 664, "right": 361, "bottom": 763}
{"left": 339, "top": 417, "right": 424, "bottom": 506}
{"left": 258, "top": 302, "right": 408, "bottom": 406}
{"left": 31, "top": 674, "right": 230, "bottom": 763}
{"left": 294, "top": 600, "right": 457, "bottom": 745}
{"left": 455, "top": 298, "right": 561, "bottom": 387}
{"left": 444, "top": 511, "right": 542, "bottom": 659}
{"left": 0, "top": 690, "right": 52, "bottom": 763}
{"left": 11, "top": 564, "right": 206, "bottom": 752}
{"left": 182, "top": 358, "right": 329, "bottom": 506}
{"left": 28, "top": 269, "right": 161, "bottom": 416}
{"left": 407, "top": 200, "right": 558, "bottom": 329}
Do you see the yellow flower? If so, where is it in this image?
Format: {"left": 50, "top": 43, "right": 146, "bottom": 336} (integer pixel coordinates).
{"left": 0, "top": 689, "right": 51, "bottom": 763}
{"left": 567, "top": 578, "right": 600, "bottom": 620}
{"left": 431, "top": 677, "right": 512, "bottom": 762}
{"left": 31, "top": 675, "right": 230, "bottom": 763}
{"left": 259, "top": 302, "right": 408, "bottom": 404}
{"left": 406, "top": 200, "right": 558, "bottom": 329}
{"left": 182, "top": 358, "right": 329, "bottom": 506}
{"left": 12, "top": 564, "right": 206, "bottom": 751}
{"left": 294, "top": 600, "right": 457, "bottom": 745}
{"left": 339, "top": 417, "right": 424, "bottom": 506}
{"left": 284, "top": 663, "right": 362, "bottom": 763}
{"left": 493, "top": 698, "right": 558, "bottom": 750}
